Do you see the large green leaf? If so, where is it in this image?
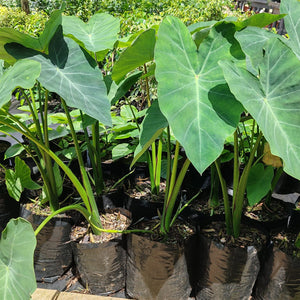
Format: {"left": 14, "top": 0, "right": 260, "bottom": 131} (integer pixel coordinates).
{"left": 0, "top": 218, "right": 36, "bottom": 300}
{"left": 220, "top": 38, "right": 300, "bottom": 180}
{"left": 236, "top": 0, "right": 299, "bottom": 69}
{"left": 112, "top": 29, "right": 156, "bottom": 83}
{"left": 281, "top": 0, "right": 300, "bottom": 59}
{"left": 62, "top": 13, "right": 120, "bottom": 53}
{"left": 0, "top": 60, "right": 41, "bottom": 107}
{"left": 6, "top": 28, "right": 111, "bottom": 126}
{"left": 235, "top": 27, "right": 285, "bottom": 71}
{"left": 247, "top": 163, "right": 274, "bottom": 206}
{"left": 0, "top": 10, "right": 61, "bottom": 64}
{"left": 155, "top": 17, "right": 244, "bottom": 174}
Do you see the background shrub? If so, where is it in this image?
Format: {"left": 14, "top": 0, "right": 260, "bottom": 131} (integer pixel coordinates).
{"left": 0, "top": 0, "right": 244, "bottom": 35}
{"left": 0, "top": 5, "right": 47, "bottom": 36}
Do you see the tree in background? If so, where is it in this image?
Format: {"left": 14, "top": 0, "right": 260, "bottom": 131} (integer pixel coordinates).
{"left": 21, "top": 0, "right": 30, "bottom": 14}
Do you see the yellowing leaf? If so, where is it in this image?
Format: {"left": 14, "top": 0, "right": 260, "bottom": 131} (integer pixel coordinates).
{"left": 262, "top": 142, "right": 283, "bottom": 168}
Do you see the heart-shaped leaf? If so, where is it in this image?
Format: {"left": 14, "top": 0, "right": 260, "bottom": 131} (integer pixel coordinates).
{"left": 236, "top": 0, "right": 299, "bottom": 69}
{"left": 0, "top": 59, "right": 41, "bottom": 107}
{"left": 220, "top": 38, "right": 300, "bottom": 180}
{"left": 0, "top": 218, "right": 36, "bottom": 300}
{"left": 62, "top": 13, "right": 120, "bottom": 53}
{"left": 155, "top": 17, "right": 244, "bottom": 174}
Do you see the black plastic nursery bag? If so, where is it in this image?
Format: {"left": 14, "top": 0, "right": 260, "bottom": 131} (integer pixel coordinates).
{"left": 20, "top": 205, "right": 73, "bottom": 281}
{"left": 72, "top": 235, "right": 126, "bottom": 294}
{"left": 126, "top": 233, "right": 193, "bottom": 300}
{"left": 254, "top": 246, "right": 300, "bottom": 300}
{"left": 195, "top": 235, "right": 260, "bottom": 300}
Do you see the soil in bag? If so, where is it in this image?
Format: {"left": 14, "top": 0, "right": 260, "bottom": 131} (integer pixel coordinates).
{"left": 126, "top": 220, "right": 196, "bottom": 300}
{"left": 71, "top": 208, "right": 131, "bottom": 295}
{"left": 194, "top": 221, "right": 266, "bottom": 300}
{"left": 20, "top": 204, "right": 73, "bottom": 281}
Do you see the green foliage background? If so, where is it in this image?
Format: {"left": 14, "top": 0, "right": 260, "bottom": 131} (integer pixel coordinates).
{"left": 0, "top": 0, "right": 244, "bottom": 36}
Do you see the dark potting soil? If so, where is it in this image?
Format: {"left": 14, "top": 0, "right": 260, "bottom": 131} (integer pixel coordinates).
{"left": 70, "top": 209, "right": 131, "bottom": 244}
{"left": 130, "top": 218, "right": 195, "bottom": 246}
{"left": 200, "top": 221, "right": 267, "bottom": 251}
{"left": 272, "top": 231, "right": 300, "bottom": 258}
{"left": 125, "top": 177, "right": 166, "bottom": 203}
{"left": 245, "top": 198, "right": 292, "bottom": 223}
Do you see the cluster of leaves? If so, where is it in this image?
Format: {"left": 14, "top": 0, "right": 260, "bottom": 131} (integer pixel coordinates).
{"left": 0, "top": 5, "right": 48, "bottom": 36}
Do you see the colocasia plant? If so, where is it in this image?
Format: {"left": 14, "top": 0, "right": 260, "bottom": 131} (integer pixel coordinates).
{"left": 113, "top": 9, "right": 288, "bottom": 237}
{"left": 0, "top": 9, "right": 134, "bottom": 298}
{"left": 154, "top": 0, "right": 300, "bottom": 238}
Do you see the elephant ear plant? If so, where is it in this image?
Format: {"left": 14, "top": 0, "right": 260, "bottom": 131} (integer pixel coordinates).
{"left": 0, "top": 10, "right": 146, "bottom": 298}
{"left": 153, "top": 12, "right": 286, "bottom": 237}
{"left": 219, "top": 0, "right": 300, "bottom": 237}
{"left": 124, "top": 12, "right": 283, "bottom": 236}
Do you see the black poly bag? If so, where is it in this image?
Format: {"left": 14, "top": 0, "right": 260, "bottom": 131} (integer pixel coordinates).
{"left": 72, "top": 237, "right": 126, "bottom": 294}
{"left": 20, "top": 205, "right": 73, "bottom": 281}
{"left": 126, "top": 233, "right": 193, "bottom": 300}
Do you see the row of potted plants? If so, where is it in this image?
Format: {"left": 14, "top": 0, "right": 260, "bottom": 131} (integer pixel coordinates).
{"left": 0, "top": 0, "right": 299, "bottom": 299}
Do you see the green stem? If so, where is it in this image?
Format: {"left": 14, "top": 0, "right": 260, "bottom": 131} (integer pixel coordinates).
{"left": 215, "top": 159, "right": 233, "bottom": 235}
{"left": 232, "top": 130, "right": 263, "bottom": 238}
{"left": 164, "top": 126, "right": 172, "bottom": 202}
{"left": 232, "top": 130, "right": 239, "bottom": 208}
{"left": 3, "top": 98, "right": 58, "bottom": 210}
{"left": 170, "top": 189, "right": 201, "bottom": 228}
{"left": 125, "top": 96, "right": 140, "bottom": 131}
{"left": 92, "top": 121, "right": 104, "bottom": 195}
{"left": 43, "top": 90, "right": 58, "bottom": 210}
{"left": 167, "top": 141, "right": 180, "bottom": 200}
{"left": 151, "top": 140, "right": 157, "bottom": 193}
{"left": 154, "top": 137, "right": 163, "bottom": 194}
{"left": 23, "top": 89, "right": 43, "bottom": 143}
{"left": 61, "top": 99, "right": 103, "bottom": 233}
{"left": 34, "top": 204, "right": 90, "bottom": 236}
{"left": 144, "top": 64, "right": 151, "bottom": 107}
{"left": 161, "top": 158, "right": 190, "bottom": 234}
